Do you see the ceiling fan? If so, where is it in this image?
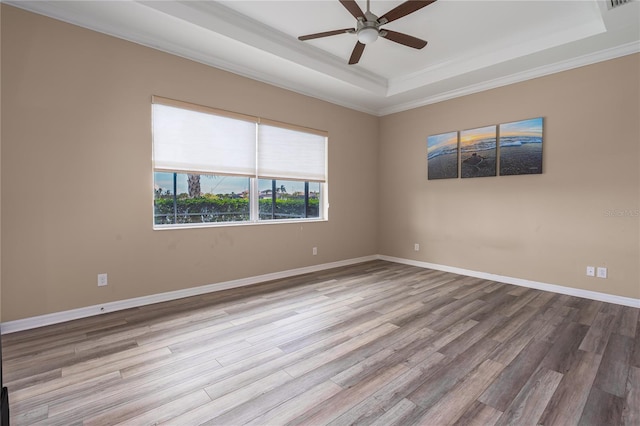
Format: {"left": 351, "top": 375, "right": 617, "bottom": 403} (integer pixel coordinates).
{"left": 298, "top": 0, "right": 436, "bottom": 65}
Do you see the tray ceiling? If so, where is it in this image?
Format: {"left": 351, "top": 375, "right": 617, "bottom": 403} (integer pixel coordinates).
{"left": 7, "top": 0, "right": 640, "bottom": 115}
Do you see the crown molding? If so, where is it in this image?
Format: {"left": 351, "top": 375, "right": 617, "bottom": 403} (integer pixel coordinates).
{"left": 378, "top": 40, "right": 640, "bottom": 116}
{"left": 386, "top": 10, "right": 607, "bottom": 97}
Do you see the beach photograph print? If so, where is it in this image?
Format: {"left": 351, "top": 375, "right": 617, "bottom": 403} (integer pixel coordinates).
{"left": 461, "top": 125, "right": 497, "bottom": 178}
{"left": 499, "top": 117, "right": 543, "bottom": 175}
{"left": 427, "top": 131, "right": 459, "bottom": 180}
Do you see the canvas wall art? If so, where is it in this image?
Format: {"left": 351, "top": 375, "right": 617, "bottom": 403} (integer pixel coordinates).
{"left": 460, "top": 125, "right": 497, "bottom": 178}
{"left": 499, "top": 117, "right": 543, "bottom": 175}
{"left": 427, "top": 131, "right": 459, "bottom": 180}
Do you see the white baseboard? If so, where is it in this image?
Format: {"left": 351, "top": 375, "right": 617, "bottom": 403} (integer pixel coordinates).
{"left": 378, "top": 255, "right": 640, "bottom": 309}
{"left": 0, "top": 255, "right": 378, "bottom": 334}
{"left": 2, "top": 253, "right": 638, "bottom": 334}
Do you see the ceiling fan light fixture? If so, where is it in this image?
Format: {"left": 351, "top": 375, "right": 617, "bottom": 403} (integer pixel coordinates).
{"left": 357, "top": 26, "right": 378, "bottom": 44}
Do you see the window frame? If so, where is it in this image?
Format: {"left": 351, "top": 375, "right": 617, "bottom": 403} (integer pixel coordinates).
{"left": 152, "top": 96, "right": 328, "bottom": 229}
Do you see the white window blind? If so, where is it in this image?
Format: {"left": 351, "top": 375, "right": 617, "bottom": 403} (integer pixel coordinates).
{"left": 258, "top": 123, "right": 327, "bottom": 182}
{"left": 152, "top": 103, "right": 257, "bottom": 176}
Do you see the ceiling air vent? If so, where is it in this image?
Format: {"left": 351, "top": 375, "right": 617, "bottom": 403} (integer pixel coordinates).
{"left": 607, "top": 0, "right": 633, "bottom": 9}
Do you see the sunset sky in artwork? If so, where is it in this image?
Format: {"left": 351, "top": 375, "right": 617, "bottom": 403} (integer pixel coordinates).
{"left": 427, "top": 131, "right": 458, "bottom": 153}
{"left": 460, "top": 125, "right": 496, "bottom": 147}
{"left": 500, "top": 117, "right": 543, "bottom": 138}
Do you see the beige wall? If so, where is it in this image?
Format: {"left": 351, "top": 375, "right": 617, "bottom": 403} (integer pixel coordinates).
{"left": 0, "top": 6, "right": 379, "bottom": 321}
{"left": 379, "top": 54, "right": 640, "bottom": 299}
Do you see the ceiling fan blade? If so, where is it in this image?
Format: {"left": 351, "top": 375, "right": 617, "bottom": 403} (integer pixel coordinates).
{"left": 349, "top": 42, "right": 366, "bottom": 64}
{"left": 381, "top": 29, "right": 428, "bottom": 49}
{"left": 339, "top": 0, "right": 366, "bottom": 20}
{"left": 298, "top": 28, "right": 354, "bottom": 41}
{"left": 378, "top": 0, "right": 437, "bottom": 24}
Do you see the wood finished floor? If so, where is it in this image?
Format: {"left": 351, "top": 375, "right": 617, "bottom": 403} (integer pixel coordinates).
{"left": 3, "top": 260, "right": 639, "bottom": 426}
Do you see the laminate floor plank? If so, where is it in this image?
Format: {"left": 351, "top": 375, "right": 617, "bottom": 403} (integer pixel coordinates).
{"left": 407, "top": 338, "right": 501, "bottom": 408}
{"left": 2, "top": 369, "right": 62, "bottom": 394}
{"left": 163, "top": 370, "right": 294, "bottom": 425}
{"left": 83, "top": 381, "right": 213, "bottom": 426}
{"left": 526, "top": 290, "right": 557, "bottom": 309}
{"left": 498, "top": 290, "right": 540, "bottom": 317}
{"left": 275, "top": 310, "right": 382, "bottom": 354}
{"left": 494, "top": 367, "right": 563, "bottom": 426}
{"left": 613, "top": 306, "right": 638, "bottom": 338}
{"left": 329, "top": 327, "right": 435, "bottom": 388}
{"left": 121, "top": 340, "right": 255, "bottom": 379}
{"left": 580, "top": 311, "right": 617, "bottom": 354}
{"left": 10, "top": 371, "right": 123, "bottom": 426}
{"left": 575, "top": 298, "right": 604, "bottom": 326}
{"left": 533, "top": 305, "right": 579, "bottom": 344}
{"left": 452, "top": 279, "right": 497, "bottom": 300}
{"left": 283, "top": 323, "right": 399, "bottom": 378}
{"left": 578, "top": 387, "right": 624, "bottom": 426}
{"left": 329, "top": 352, "right": 447, "bottom": 426}
{"left": 112, "top": 389, "right": 212, "bottom": 426}
{"left": 203, "top": 319, "right": 392, "bottom": 402}
{"left": 2, "top": 260, "right": 637, "bottom": 425}
{"left": 245, "top": 380, "right": 343, "bottom": 426}
{"left": 632, "top": 323, "right": 640, "bottom": 368}
{"left": 207, "top": 329, "right": 410, "bottom": 426}
{"left": 487, "top": 305, "right": 537, "bottom": 343}
{"left": 61, "top": 346, "right": 172, "bottom": 378}
{"left": 6, "top": 340, "right": 138, "bottom": 384}
{"left": 404, "top": 319, "right": 477, "bottom": 367}
{"left": 368, "top": 398, "right": 417, "bottom": 426}
{"left": 622, "top": 366, "right": 640, "bottom": 426}
{"left": 538, "top": 350, "right": 604, "bottom": 426}
{"left": 482, "top": 281, "right": 506, "bottom": 294}
{"left": 11, "top": 370, "right": 122, "bottom": 411}
{"left": 455, "top": 400, "right": 503, "bottom": 426}
{"left": 539, "top": 321, "right": 590, "bottom": 374}
{"left": 431, "top": 289, "right": 488, "bottom": 318}
{"left": 413, "top": 359, "right": 504, "bottom": 425}
{"left": 427, "top": 299, "right": 487, "bottom": 332}
{"left": 406, "top": 276, "right": 459, "bottom": 297}
{"left": 42, "top": 354, "right": 224, "bottom": 425}
{"left": 478, "top": 338, "right": 551, "bottom": 412}
{"left": 439, "top": 313, "right": 507, "bottom": 358}
{"left": 470, "top": 291, "right": 518, "bottom": 322}
{"left": 287, "top": 363, "right": 409, "bottom": 426}
{"left": 593, "top": 333, "right": 633, "bottom": 397}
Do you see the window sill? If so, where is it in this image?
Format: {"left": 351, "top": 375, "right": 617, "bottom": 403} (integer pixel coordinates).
{"left": 153, "top": 217, "right": 327, "bottom": 231}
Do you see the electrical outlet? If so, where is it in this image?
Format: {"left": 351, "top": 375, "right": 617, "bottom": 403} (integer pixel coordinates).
{"left": 97, "top": 273, "right": 108, "bottom": 286}
{"left": 586, "top": 266, "right": 595, "bottom": 277}
{"left": 597, "top": 267, "right": 607, "bottom": 279}
{"left": 414, "top": 243, "right": 420, "bottom": 252}
{"left": 312, "top": 247, "right": 317, "bottom": 256}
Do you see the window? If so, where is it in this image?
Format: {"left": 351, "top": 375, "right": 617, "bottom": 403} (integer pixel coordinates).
{"left": 152, "top": 96, "right": 327, "bottom": 228}
{"left": 258, "top": 179, "right": 321, "bottom": 220}
{"left": 154, "top": 173, "right": 250, "bottom": 225}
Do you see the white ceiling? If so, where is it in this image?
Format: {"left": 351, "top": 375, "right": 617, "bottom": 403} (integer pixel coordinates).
{"left": 7, "top": 0, "right": 640, "bottom": 115}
